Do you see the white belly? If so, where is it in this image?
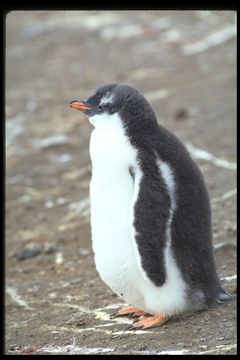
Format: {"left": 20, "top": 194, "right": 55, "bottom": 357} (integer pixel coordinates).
{"left": 89, "top": 119, "right": 143, "bottom": 306}
{"left": 88, "top": 113, "right": 188, "bottom": 316}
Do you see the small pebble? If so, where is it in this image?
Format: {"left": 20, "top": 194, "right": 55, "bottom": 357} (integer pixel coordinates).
{"left": 48, "top": 292, "right": 58, "bottom": 299}
{"left": 44, "top": 243, "right": 57, "bottom": 254}
{"left": 44, "top": 200, "right": 54, "bottom": 209}
{"left": 78, "top": 248, "right": 90, "bottom": 256}
{"left": 138, "top": 345, "right": 147, "bottom": 351}
{"left": 56, "top": 197, "right": 67, "bottom": 205}
{"left": 16, "top": 245, "right": 41, "bottom": 260}
{"left": 70, "top": 278, "right": 82, "bottom": 285}
{"left": 55, "top": 252, "right": 64, "bottom": 265}
{"left": 173, "top": 107, "right": 189, "bottom": 121}
{"left": 57, "top": 154, "right": 72, "bottom": 164}
{"left": 9, "top": 344, "right": 21, "bottom": 351}
{"left": 75, "top": 319, "right": 86, "bottom": 326}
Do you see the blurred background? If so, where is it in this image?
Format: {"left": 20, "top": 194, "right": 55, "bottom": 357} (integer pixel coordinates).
{"left": 6, "top": 11, "right": 236, "bottom": 355}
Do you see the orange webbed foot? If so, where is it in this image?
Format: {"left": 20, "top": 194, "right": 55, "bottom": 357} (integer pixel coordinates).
{"left": 111, "top": 305, "right": 146, "bottom": 319}
{"left": 128, "top": 314, "right": 169, "bottom": 330}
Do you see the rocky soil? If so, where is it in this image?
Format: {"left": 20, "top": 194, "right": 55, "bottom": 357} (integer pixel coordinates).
{"left": 6, "top": 10, "right": 236, "bottom": 355}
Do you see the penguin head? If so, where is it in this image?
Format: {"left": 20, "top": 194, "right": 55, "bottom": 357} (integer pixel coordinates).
{"left": 70, "top": 83, "right": 158, "bottom": 130}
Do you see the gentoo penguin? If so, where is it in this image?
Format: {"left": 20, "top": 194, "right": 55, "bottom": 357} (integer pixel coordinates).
{"left": 70, "top": 83, "right": 232, "bottom": 329}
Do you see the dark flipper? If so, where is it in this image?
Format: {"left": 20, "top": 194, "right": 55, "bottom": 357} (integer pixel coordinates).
{"left": 132, "top": 154, "right": 171, "bottom": 287}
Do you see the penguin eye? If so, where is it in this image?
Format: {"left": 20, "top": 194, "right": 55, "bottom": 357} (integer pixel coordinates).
{"left": 98, "top": 105, "right": 103, "bottom": 112}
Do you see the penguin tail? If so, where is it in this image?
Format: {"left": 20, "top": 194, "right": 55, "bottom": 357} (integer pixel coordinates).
{"left": 217, "top": 287, "right": 236, "bottom": 304}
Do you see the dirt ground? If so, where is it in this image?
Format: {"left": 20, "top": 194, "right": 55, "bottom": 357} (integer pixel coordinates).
{"left": 5, "top": 11, "right": 236, "bottom": 355}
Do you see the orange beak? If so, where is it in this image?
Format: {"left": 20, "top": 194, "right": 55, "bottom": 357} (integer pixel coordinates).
{"left": 69, "top": 100, "right": 91, "bottom": 111}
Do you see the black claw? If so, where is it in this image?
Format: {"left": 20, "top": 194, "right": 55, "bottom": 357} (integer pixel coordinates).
{"left": 128, "top": 312, "right": 137, "bottom": 319}
{"left": 125, "top": 324, "right": 145, "bottom": 331}
{"left": 110, "top": 310, "right": 124, "bottom": 318}
{"left": 125, "top": 324, "right": 135, "bottom": 331}
{"left": 110, "top": 312, "right": 117, "bottom": 319}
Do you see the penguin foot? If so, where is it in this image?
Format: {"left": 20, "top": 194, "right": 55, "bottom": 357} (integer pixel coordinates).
{"left": 111, "top": 305, "right": 146, "bottom": 319}
{"left": 128, "top": 314, "right": 169, "bottom": 330}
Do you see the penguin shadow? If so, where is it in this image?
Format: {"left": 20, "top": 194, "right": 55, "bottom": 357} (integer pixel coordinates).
{"left": 168, "top": 297, "right": 236, "bottom": 329}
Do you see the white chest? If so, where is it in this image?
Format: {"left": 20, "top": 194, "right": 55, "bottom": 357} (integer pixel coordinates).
{"left": 89, "top": 114, "right": 140, "bottom": 299}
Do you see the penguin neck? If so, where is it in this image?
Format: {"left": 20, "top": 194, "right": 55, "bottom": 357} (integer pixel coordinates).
{"left": 89, "top": 110, "right": 159, "bottom": 151}
{"left": 120, "top": 101, "right": 159, "bottom": 148}
{"left": 88, "top": 112, "right": 123, "bottom": 131}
